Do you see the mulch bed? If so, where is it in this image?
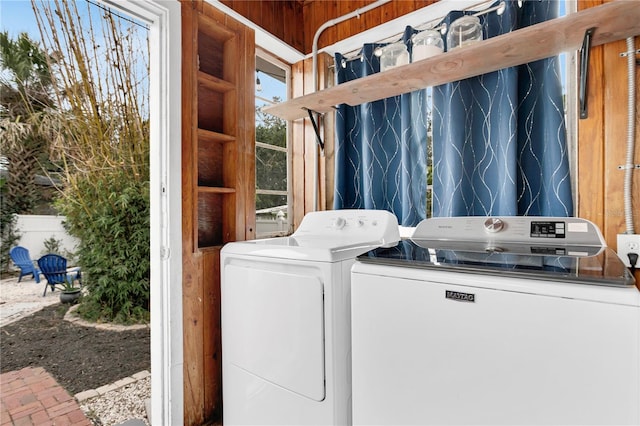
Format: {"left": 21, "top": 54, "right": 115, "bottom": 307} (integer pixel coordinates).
{"left": 0, "top": 303, "right": 150, "bottom": 395}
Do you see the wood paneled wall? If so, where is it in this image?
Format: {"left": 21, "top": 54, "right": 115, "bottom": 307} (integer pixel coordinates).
{"left": 221, "top": 0, "right": 437, "bottom": 54}
{"left": 291, "top": 53, "right": 335, "bottom": 228}
{"left": 220, "top": 0, "right": 305, "bottom": 52}
{"left": 578, "top": 1, "right": 640, "bottom": 283}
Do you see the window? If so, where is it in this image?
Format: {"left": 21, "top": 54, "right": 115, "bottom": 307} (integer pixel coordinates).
{"left": 255, "top": 52, "right": 291, "bottom": 237}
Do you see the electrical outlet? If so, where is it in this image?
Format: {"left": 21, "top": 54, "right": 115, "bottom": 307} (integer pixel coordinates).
{"left": 617, "top": 234, "right": 640, "bottom": 268}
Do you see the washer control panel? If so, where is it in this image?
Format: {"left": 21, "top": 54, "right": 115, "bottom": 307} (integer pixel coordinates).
{"left": 413, "top": 216, "right": 605, "bottom": 247}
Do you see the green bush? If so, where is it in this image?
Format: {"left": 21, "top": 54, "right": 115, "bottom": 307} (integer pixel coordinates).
{"left": 42, "top": 235, "right": 62, "bottom": 255}
{"left": 57, "top": 171, "right": 150, "bottom": 324}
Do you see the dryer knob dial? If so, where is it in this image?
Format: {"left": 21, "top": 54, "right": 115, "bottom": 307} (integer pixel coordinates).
{"left": 332, "top": 217, "right": 346, "bottom": 230}
{"left": 484, "top": 217, "right": 504, "bottom": 233}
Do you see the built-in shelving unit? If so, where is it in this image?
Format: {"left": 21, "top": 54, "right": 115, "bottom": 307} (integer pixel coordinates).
{"left": 265, "top": 1, "right": 640, "bottom": 121}
{"left": 191, "top": 13, "right": 241, "bottom": 249}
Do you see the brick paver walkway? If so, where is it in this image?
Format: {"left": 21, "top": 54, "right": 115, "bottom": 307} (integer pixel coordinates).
{"left": 0, "top": 367, "right": 91, "bottom": 426}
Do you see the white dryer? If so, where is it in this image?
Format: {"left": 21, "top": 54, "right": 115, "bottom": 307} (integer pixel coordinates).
{"left": 221, "top": 209, "right": 400, "bottom": 425}
{"left": 351, "top": 216, "right": 639, "bottom": 425}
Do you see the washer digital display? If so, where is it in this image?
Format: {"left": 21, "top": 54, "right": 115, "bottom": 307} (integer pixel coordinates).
{"left": 531, "top": 221, "right": 565, "bottom": 238}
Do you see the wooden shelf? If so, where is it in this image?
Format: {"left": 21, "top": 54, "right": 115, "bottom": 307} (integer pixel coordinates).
{"left": 198, "top": 13, "right": 235, "bottom": 43}
{"left": 198, "top": 186, "right": 236, "bottom": 194}
{"left": 198, "top": 71, "right": 236, "bottom": 93}
{"left": 198, "top": 128, "right": 235, "bottom": 144}
{"left": 264, "top": 1, "right": 640, "bottom": 120}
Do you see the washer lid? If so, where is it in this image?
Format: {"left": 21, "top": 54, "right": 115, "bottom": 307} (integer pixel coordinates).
{"left": 357, "top": 239, "right": 636, "bottom": 288}
{"left": 222, "top": 209, "right": 400, "bottom": 262}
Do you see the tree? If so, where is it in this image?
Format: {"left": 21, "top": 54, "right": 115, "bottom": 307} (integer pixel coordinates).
{"left": 32, "top": 0, "right": 150, "bottom": 323}
{"left": 255, "top": 103, "right": 287, "bottom": 211}
{"left": 0, "top": 31, "right": 56, "bottom": 214}
{"left": 0, "top": 31, "right": 56, "bottom": 272}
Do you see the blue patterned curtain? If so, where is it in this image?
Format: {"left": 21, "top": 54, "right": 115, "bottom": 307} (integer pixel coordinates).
{"left": 433, "top": 0, "right": 573, "bottom": 217}
{"left": 334, "top": 28, "right": 428, "bottom": 227}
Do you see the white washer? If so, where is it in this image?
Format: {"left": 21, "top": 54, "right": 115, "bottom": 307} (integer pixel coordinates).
{"left": 221, "top": 209, "right": 400, "bottom": 425}
{"left": 351, "top": 216, "right": 639, "bottom": 425}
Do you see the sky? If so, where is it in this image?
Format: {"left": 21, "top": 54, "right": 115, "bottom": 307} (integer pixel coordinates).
{"left": 2, "top": 0, "right": 151, "bottom": 119}
{"left": 2, "top": 0, "right": 285, "bottom": 117}
{"left": 256, "top": 71, "right": 287, "bottom": 115}
{"left": 1, "top": 1, "right": 39, "bottom": 38}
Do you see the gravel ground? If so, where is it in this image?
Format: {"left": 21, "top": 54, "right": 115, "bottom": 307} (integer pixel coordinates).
{"left": 81, "top": 376, "right": 151, "bottom": 426}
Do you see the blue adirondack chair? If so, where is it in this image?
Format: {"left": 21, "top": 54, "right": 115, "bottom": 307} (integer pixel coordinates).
{"left": 9, "top": 246, "right": 41, "bottom": 283}
{"left": 37, "top": 254, "right": 82, "bottom": 297}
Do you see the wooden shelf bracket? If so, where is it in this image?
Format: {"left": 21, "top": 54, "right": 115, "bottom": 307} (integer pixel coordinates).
{"left": 579, "top": 27, "right": 596, "bottom": 120}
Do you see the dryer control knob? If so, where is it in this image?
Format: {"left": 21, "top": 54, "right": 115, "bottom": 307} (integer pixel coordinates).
{"left": 332, "top": 217, "right": 346, "bottom": 230}
{"left": 484, "top": 217, "right": 504, "bottom": 233}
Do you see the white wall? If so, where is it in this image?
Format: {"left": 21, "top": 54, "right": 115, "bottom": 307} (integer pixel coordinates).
{"left": 15, "top": 215, "right": 79, "bottom": 259}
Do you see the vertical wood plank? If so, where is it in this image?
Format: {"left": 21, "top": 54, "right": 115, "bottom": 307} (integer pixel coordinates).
{"left": 291, "top": 59, "right": 307, "bottom": 229}
{"left": 577, "top": 0, "right": 605, "bottom": 231}
{"left": 180, "top": 3, "right": 205, "bottom": 425}
{"left": 603, "top": 38, "right": 628, "bottom": 246}
{"left": 242, "top": 25, "right": 257, "bottom": 240}
{"left": 182, "top": 1, "right": 196, "bottom": 256}
{"left": 303, "top": 57, "right": 317, "bottom": 215}
{"left": 318, "top": 52, "right": 334, "bottom": 211}
{"left": 202, "top": 249, "right": 221, "bottom": 419}
{"left": 222, "top": 25, "right": 239, "bottom": 244}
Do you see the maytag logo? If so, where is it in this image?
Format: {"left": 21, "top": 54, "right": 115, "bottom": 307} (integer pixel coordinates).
{"left": 446, "top": 290, "right": 475, "bottom": 303}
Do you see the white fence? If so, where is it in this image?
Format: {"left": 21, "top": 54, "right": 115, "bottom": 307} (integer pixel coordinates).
{"left": 15, "top": 215, "right": 79, "bottom": 259}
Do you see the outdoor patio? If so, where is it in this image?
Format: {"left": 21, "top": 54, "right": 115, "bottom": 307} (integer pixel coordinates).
{"left": 0, "top": 276, "right": 151, "bottom": 425}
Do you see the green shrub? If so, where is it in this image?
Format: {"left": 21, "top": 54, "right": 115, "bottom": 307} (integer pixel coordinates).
{"left": 42, "top": 235, "right": 62, "bottom": 255}
{"left": 57, "top": 171, "right": 150, "bottom": 324}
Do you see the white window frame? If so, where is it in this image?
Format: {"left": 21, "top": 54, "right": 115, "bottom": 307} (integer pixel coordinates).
{"left": 255, "top": 49, "right": 292, "bottom": 238}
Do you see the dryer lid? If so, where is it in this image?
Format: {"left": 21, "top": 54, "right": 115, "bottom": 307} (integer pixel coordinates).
{"left": 222, "top": 209, "right": 401, "bottom": 262}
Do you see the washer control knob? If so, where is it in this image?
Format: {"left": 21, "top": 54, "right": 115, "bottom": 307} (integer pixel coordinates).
{"left": 484, "top": 217, "right": 505, "bottom": 233}
{"left": 332, "top": 217, "right": 346, "bottom": 230}
{"left": 356, "top": 219, "right": 365, "bottom": 227}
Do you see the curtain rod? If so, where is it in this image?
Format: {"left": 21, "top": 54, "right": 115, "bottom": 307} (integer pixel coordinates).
{"left": 336, "top": 1, "right": 507, "bottom": 65}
